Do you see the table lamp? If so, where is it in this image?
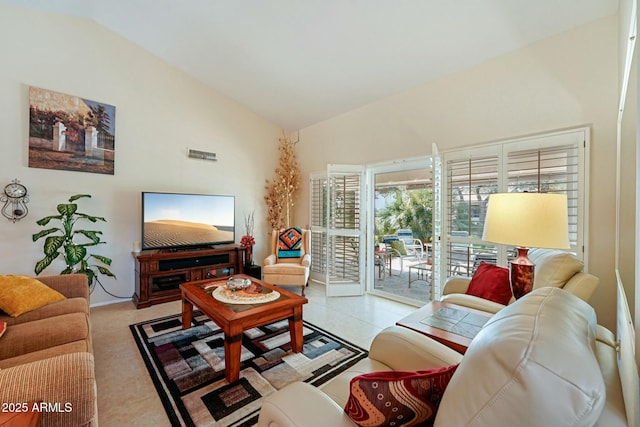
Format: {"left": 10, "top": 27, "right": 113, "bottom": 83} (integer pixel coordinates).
{"left": 482, "top": 192, "right": 570, "bottom": 299}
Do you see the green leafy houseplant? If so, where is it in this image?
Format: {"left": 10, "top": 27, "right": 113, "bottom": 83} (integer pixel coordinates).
{"left": 32, "top": 194, "right": 116, "bottom": 288}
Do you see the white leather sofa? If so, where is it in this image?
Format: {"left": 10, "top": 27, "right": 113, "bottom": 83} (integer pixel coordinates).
{"left": 440, "top": 248, "right": 600, "bottom": 314}
{"left": 257, "top": 287, "right": 629, "bottom": 427}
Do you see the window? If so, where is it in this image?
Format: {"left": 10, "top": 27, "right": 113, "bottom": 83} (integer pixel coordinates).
{"left": 506, "top": 144, "right": 580, "bottom": 247}
{"left": 446, "top": 154, "right": 498, "bottom": 276}
{"left": 441, "top": 128, "right": 588, "bottom": 288}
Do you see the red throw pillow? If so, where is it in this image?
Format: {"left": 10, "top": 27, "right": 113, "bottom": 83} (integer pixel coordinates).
{"left": 344, "top": 364, "right": 459, "bottom": 427}
{"left": 466, "top": 261, "right": 512, "bottom": 305}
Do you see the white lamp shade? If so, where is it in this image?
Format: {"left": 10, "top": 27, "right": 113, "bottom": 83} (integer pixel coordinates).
{"left": 482, "top": 193, "right": 570, "bottom": 249}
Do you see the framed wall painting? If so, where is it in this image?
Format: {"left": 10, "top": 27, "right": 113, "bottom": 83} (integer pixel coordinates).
{"left": 28, "top": 86, "right": 116, "bottom": 175}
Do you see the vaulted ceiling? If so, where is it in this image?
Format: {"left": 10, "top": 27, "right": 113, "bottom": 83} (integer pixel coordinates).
{"left": 1, "top": 0, "right": 619, "bottom": 130}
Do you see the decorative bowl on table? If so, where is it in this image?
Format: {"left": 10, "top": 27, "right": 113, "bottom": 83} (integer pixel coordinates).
{"left": 226, "top": 277, "right": 252, "bottom": 291}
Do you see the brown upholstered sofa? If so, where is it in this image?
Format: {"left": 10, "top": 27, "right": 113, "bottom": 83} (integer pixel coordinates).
{"left": 0, "top": 274, "right": 97, "bottom": 427}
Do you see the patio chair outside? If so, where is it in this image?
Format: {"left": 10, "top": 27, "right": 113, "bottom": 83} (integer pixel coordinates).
{"left": 396, "top": 229, "right": 424, "bottom": 260}
{"left": 382, "top": 234, "right": 421, "bottom": 274}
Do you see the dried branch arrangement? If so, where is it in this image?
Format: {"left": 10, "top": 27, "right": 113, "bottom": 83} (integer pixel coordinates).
{"left": 264, "top": 133, "right": 300, "bottom": 230}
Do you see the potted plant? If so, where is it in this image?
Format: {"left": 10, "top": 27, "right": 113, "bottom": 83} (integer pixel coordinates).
{"left": 32, "top": 194, "right": 116, "bottom": 289}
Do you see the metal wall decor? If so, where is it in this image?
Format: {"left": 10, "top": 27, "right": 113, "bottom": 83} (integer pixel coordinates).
{"left": 187, "top": 148, "right": 217, "bottom": 161}
{"left": 2, "top": 179, "right": 29, "bottom": 222}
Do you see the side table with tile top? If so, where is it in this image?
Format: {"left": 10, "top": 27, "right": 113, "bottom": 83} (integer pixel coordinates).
{"left": 396, "top": 301, "right": 493, "bottom": 354}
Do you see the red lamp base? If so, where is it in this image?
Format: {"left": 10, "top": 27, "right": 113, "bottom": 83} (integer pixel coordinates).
{"left": 509, "top": 247, "right": 535, "bottom": 299}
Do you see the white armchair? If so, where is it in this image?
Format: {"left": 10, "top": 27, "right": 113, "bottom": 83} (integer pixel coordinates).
{"left": 262, "top": 228, "right": 311, "bottom": 296}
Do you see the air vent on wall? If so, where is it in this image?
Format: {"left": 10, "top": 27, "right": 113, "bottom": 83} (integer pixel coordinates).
{"left": 188, "top": 148, "right": 217, "bottom": 161}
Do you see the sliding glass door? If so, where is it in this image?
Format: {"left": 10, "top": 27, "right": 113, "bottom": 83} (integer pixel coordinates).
{"left": 367, "top": 158, "right": 432, "bottom": 305}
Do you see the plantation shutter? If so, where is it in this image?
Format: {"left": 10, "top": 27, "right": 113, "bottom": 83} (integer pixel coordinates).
{"left": 309, "top": 173, "right": 328, "bottom": 280}
{"left": 309, "top": 165, "right": 365, "bottom": 296}
{"left": 506, "top": 143, "right": 581, "bottom": 252}
{"left": 431, "top": 143, "right": 442, "bottom": 299}
{"left": 445, "top": 152, "right": 499, "bottom": 277}
{"left": 438, "top": 128, "right": 588, "bottom": 298}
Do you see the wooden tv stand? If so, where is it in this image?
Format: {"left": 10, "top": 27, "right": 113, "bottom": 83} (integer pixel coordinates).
{"left": 132, "top": 244, "right": 246, "bottom": 308}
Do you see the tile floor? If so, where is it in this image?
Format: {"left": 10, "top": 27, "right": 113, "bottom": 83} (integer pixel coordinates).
{"left": 91, "top": 281, "right": 416, "bottom": 426}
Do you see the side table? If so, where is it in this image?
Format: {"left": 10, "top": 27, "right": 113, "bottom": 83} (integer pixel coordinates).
{"left": 396, "top": 301, "right": 493, "bottom": 354}
{"left": 244, "top": 264, "right": 262, "bottom": 280}
{"left": 408, "top": 262, "right": 432, "bottom": 287}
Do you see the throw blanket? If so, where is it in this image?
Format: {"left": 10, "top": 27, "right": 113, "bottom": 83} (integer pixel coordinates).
{"left": 278, "top": 227, "right": 303, "bottom": 258}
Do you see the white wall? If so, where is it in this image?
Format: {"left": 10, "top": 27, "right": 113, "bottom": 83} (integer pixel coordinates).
{"left": 618, "top": 0, "right": 638, "bottom": 331}
{"left": 295, "top": 15, "right": 620, "bottom": 329}
{"left": 0, "top": 5, "right": 281, "bottom": 306}
{"left": 0, "top": 5, "right": 622, "bottom": 328}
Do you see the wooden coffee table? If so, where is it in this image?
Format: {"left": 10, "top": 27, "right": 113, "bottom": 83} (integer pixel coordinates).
{"left": 396, "top": 301, "right": 493, "bottom": 354}
{"left": 180, "top": 275, "right": 308, "bottom": 383}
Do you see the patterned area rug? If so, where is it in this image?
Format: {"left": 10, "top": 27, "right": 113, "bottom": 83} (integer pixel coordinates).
{"left": 130, "top": 312, "right": 368, "bottom": 427}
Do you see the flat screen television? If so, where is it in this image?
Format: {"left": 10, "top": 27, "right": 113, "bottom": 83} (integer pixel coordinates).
{"left": 141, "top": 192, "right": 235, "bottom": 250}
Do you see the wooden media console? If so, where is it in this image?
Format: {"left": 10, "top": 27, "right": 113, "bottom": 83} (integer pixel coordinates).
{"left": 132, "top": 244, "right": 246, "bottom": 308}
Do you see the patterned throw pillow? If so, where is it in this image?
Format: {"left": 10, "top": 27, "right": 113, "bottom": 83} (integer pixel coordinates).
{"left": 278, "top": 227, "right": 303, "bottom": 259}
{"left": 0, "top": 275, "right": 66, "bottom": 317}
{"left": 344, "top": 364, "right": 459, "bottom": 427}
{"left": 466, "top": 262, "right": 513, "bottom": 305}
{"left": 0, "top": 321, "right": 6, "bottom": 339}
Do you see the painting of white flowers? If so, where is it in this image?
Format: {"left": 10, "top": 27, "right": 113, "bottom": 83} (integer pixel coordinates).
{"left": 28, "top": 86, "right": 116, "bottom": 175}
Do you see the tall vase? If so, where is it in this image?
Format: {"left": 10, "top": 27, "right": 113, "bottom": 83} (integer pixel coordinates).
{"left": 245, "top": 245, "right": 253, "bottom": 266}
{"left": 510, "top": 247, "right": 534, "bottom": 299}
